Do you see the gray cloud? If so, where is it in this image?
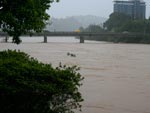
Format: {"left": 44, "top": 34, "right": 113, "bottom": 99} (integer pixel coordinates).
{"left": 48, "top": 0, "right": 150, "bottom": 18}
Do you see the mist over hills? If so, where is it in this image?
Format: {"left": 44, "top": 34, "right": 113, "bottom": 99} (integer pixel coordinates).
{"left": 46, "top": 15, "right": 107, "bottom": 31}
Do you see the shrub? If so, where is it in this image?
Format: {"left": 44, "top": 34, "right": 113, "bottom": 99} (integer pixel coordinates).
{"left": 0, "top": 50, "right": 84, "bottom": 113}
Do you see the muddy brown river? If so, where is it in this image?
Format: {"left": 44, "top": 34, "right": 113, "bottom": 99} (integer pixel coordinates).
{"left": 1, "top": 37, "right": 150, "bottom": 113}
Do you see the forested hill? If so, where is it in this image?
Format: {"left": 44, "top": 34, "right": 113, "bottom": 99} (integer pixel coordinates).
{"left": 46, "top": 15, "right": 107, "bottom": 31}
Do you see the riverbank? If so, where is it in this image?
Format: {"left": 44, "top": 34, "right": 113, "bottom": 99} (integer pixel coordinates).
{"left": 1, "top": 40, "right": 150, "bottom": 113}
{"left": 84, "top": 34, "right": 150, "bottom": 44}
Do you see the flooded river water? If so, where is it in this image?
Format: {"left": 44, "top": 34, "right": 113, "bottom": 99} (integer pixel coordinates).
{"left": 1, "top": 37, "right": 150, "bottom": 113}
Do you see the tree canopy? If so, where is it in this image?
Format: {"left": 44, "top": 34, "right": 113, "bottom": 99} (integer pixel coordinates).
{"left": 80, "top": 24, "right": 105, "bottom": 33}
{"left": 0, "top": 0, "right": 59, "bottom": 44}
{"left": 104, "top": 12, "right": 132, "bottom": 32}
{"left": 104, "top": 12, "right": 150, "bottom": 34}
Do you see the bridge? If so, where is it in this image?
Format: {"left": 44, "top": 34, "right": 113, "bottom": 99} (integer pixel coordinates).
{"left": 39, "top": 32, "right": 141, "bottom": 43}
{"left": 0, "top": 31, "right": 142, "bottom": 43}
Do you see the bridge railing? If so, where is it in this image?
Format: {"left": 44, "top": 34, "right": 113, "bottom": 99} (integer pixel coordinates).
{"left": 33, "top": 31, "right": 141, "bottom": 37}
{"left": 0, "top": 31, "right": 146, "bottom": 37}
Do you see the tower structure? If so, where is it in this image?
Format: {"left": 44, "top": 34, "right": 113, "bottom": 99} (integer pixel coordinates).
{"left": 114, "top": 0, "right": 146, "bottom": 19}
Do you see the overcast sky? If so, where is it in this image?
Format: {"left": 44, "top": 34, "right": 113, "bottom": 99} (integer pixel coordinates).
{"left": 48, "top": 0, "right": 150, "bottom": 18}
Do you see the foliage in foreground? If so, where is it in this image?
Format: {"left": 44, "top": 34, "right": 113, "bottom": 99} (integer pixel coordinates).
{"left": 0, "top": 50, "right": 84, "bottom": 113}
{"left": 0, "top": 0, "right": 59, "bottom": 44}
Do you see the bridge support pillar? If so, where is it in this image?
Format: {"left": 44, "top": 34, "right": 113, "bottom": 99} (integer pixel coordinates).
{"left": 5, "top": 36, "right": 8, "bottom": 43}
{"left": 80, "top": 36, "right": 84, "bottom": 43}
{"left": 44, "top": 35, "right": 47, "bottom": 43}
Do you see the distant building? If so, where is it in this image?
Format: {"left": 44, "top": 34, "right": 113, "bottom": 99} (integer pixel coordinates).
{"left": 114, "top": 0, "right": 146, "bottom": 19}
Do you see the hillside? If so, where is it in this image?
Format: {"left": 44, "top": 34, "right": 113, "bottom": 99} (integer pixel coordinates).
{"left": 46, "top": 15, "right": 107, "bottom": 31}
